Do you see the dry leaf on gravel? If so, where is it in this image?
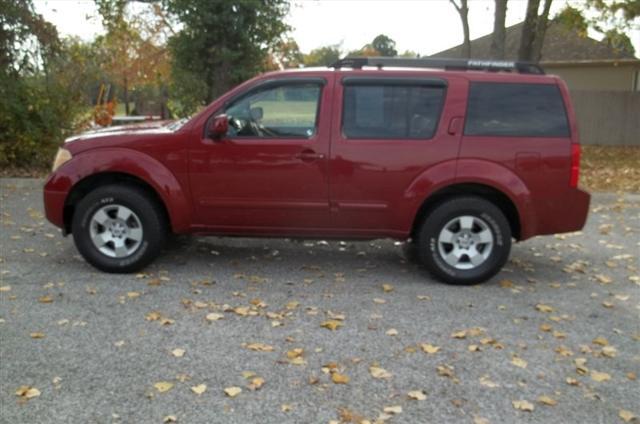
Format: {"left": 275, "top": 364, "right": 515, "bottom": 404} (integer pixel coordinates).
{"left": 171, "top": 348, "right": 185, "bottom": 358}
{"left": 511, "top": 357, "right": 528, "bottom": 368}
{"left": 191, "top": 384, "right": 207, "bottom": 395}
{"left": 331, "top": 373, "right": 350, "bottom": 384}
{"left": 320, "top": 320, "right": 343, "bottom": 331}
{"left": 408, "top": 390, "right": 427, "bottom": 400}
{"left": 512, "top": 400, "right": 534, "bottom": 412}
{"left": 421, "top": 343, "right": 440, "bottom": 354}
{"left": 369, "top": 366, "right": 392, "bottom": 379}
{"left": 15, "top": 386, "right": 40, "bottom": 399}
{"left": 224, "top": 386, "right": 242, "bottom": 397}
{"left": 538, "top": 395, "right": 557, "bottom": 406}
{"left": 154, "top": 382, "right": 174, "bottom": 393}
{"left": 205, "top": 313, "right": 224, "bottom": 322}
{"left": 619, "top": 410, "right": 636, "bottom": 422}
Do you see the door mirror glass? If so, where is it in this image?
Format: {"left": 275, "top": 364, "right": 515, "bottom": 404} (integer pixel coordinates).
{"left": 208, "top": 114, "right": 229, "bottom": 139}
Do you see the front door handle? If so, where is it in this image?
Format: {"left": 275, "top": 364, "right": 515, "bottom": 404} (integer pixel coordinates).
{"left": 295, "top": 149, "right": 325, "bottom": 161}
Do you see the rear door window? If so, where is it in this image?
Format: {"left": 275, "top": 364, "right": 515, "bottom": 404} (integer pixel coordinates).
{"left": 342, "top": 82, "right": 446, "bottom": 139}
{"left": 464, "top": 82, "right": 570, "bottom": 137}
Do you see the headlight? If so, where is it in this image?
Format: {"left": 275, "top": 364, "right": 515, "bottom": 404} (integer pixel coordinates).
{"left": 52, "top": 148, "right": 72, "bottom": 172}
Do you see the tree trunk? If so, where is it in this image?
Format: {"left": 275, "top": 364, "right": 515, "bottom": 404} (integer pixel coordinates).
{"left": 450, "top": 0, "right": 471, "bottom": 58}
{"left": 490, "top": 0, "right": 508, "bottom": 59}
{"left": 123, "top": 75, "right": 129, "bottom": 115}
{"left": 531, "top": 0, "right": 553, "bottom": 61}
{"left": 518, "top": 0, "right": 540, "bottom": 61}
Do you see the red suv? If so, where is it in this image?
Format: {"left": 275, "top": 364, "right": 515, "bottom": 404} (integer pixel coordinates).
{"left": 43, "top": 57, "right": 590, "bottom": 284}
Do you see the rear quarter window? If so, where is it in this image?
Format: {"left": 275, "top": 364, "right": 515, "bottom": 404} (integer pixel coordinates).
{"left": 464, "top": 82, "right": 570, "bottom": 137}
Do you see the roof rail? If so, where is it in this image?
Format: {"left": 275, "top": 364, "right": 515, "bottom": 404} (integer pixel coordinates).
{"left": 330, "top": 57, "right": 545, "bottom": 75}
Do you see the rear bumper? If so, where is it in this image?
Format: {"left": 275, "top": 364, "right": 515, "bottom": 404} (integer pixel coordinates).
{"left": 528, "top": 188, "right": 591, "bottom": 238}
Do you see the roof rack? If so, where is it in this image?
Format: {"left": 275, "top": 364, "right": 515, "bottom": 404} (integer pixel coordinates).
{"left": 330, "top": 57, "right": 545, "bottom": 75}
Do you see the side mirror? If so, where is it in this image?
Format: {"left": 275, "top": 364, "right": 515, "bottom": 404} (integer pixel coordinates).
{"left": 208, "top": 114, "right": 228, "bottom": 139}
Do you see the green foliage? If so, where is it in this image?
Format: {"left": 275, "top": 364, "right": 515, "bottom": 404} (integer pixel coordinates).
{"left": 0, "top": 2, "right": 94, "bottom": 167}
{"left": 165, "top": 0, "right": 290, "bottom": 114}
{"left": 371, "top": 34, "right": 397, "bottom": 56}
{"left": 602, "top": 29, "right": 636, "bottom": 56}
{"left": 555, "top": 6, "right": 589, "bottom": 37}
{"left": 303, "top": 45, "right": 341, "bottom": 66}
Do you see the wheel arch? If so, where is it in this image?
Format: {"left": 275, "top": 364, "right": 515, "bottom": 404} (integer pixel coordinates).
{"left": 63, "top": 172, "right": 171, "bottom": 235}
{"left": 411, "top": 182, "right": 522, "bottom": 241}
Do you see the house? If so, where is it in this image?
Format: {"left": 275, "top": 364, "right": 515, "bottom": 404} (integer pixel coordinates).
{"left": 431, "top": 21, "right": 640, "bottom": 92}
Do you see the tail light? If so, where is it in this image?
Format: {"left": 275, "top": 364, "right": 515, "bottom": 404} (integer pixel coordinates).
{"left": 569, "top": 143, "right": 581, "bottom": 188}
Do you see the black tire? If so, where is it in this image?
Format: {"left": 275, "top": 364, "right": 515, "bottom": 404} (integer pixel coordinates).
{"left": 416, "top": 196, "right": 511, "bottom": 285}
{"left": 72, "top": 184, "right": 167, "bottom": 273}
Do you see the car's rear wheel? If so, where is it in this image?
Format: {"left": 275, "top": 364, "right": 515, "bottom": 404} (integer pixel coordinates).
{"left": 72, "top": 185, "right": 166, "bottom": 273}
{"left": 416, "top": 196, "right": 511, "bottom": 285}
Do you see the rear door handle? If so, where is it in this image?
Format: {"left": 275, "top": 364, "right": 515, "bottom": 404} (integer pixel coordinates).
{"left": 295, "top": 149, "right": 325, "bottom": 161}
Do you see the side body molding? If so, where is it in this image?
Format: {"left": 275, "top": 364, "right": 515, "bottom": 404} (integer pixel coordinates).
{"left": 45, "top": 147, "right": 192, "bottom": 232}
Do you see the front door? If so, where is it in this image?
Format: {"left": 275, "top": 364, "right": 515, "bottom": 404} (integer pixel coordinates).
{"left": 188, "top": 77, "right": 333, "bottom": 234}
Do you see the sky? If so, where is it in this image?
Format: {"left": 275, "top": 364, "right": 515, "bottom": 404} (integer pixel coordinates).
{"left": 33, "top": 0, "right": 640, "bottom": 57}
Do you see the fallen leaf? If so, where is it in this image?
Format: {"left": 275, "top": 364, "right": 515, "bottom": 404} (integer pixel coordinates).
{"left": 537, "top": 395, "right": 557, "bottom": 406}
{"left": 591, "top": 371, "right": 611, "bottom": 382}
{"left": 373, "top": 298, "right": 386, "bottom": 304}
{"left": 451, "top": 330, "right": 467, "bottom": 339}
{"left": 512, "top": 400, "right": 534, "bottom": 412}
{"left": 0, "top": 285, "right": 11, "bottom": 292}
{"left": 171, "top": 348, "right": 185, "bottom": 358}
{"left": 30, "top": 332, "right": 45, "bottom": 339}
{"left": 420, "top": 344, "right": 440, "bottom": 354}
{"left": 281, "top": 404, "right": 293, "bottom": 412}
{"left": 224, "top": 386, "right": 242, "bottom": 397}
{"left": 535, "top": 304, "right": 553, "bottom": 313}
{"left": 602, "top": 346, "right": 618, "bottom": 358}
{"left": 127, "top": 291, "right": 140, "bottom": 299}
{"left": 191, "top": 384, "right": 207, "bottom": 395}
{"left": 320, "top": 320, "right": 343, "bottom": 331}
{"left": 38, "top": 295, "right": 53, "bottom": 303}
{"left": 473, "top": 417, "right": 490, "bottom": 424}
{"left": 593, "top": 336, "right": 609, "bottom": 346}
{"left": 154, "top": 381, "right": 174, "bottom": 393}
{"left": 205, "top": 313, "right": 224, "bottom": 322}
{"left": 511, "top": 357, "right": 528, "bottom": 369}
{"left": 619, "top": 410, "right": 636, "bottom": 422}
{"left": 385, "top": 328, "right": 398, "bottom": 336}
{"left": 369, "top": 366, "right": 392, "bottom": 379}
{"left": 15, "top": 386, "right": 40, "bottom": 399}
{"left": 163, "top": 416, "right": 177, "bottom": 423}
{"left": 383, "top": 405, "right": 402, "bottom": 414}
{"left": 408, "top": 390, "right": 427, "bottom": 400}
{"left": 248, "top": 377, "right": 265, "bottom": 390}
{"left": 382, "top": 284, "right": 394, "bottom": 293}
{"left": 331, "top": 373, "right": 350, "bottom": 384}
{"left": 246, "top": 343, "right": 274, "bottom": 352}
{"left": 479, "top": 375, "right": 499, "bottom": 388}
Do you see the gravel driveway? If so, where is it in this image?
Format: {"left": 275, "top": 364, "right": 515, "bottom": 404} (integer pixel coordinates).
{"left": 1, "top": 178, "right": 638, "bottom": 424}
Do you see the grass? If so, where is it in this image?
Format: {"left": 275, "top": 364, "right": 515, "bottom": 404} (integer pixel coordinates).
{"left": 2, "top": 145, "right": 638, "bottom": 193}
{"left": 580, "top": 146, "right": 639, "bottom": 193}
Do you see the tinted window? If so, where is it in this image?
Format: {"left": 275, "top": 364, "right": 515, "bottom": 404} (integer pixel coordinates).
{"left": 225, "top": 83, "right": 321, "bottom": 138}
{"left": 465, "top": 82, "right": 570, "bottom": 137}
{"left": 343, "top": 84, "right": 445, "bottom": 139}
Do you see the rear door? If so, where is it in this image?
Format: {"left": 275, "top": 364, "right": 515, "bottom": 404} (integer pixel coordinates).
{"left": 329, "top": 73, "right": 464, "bottom": 236}
{"left": 188, "top": 76, "right": 334, "bottom": 233}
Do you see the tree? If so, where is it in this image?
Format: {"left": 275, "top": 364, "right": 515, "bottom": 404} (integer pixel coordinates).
{"left": 303, "top": 45, "right": 341, "bottom": 66}
{"left": 490, "top": 0, "right": 508, "bottom": 59}
{"left": 518, "top": 0, "right": 553, "bottom": 62}
{"left": 371, "top": 34, "right": 397, "bottom": 56}
{"left": 555, "top": 5, "right": 589, "bottom": 37}
{"left": 449, "top": 0, "right": 471, "bottom": 58}
{"left": 270, "top": 37, "right": 304, "bottom": 69}
{"left": 602, "top": 29, "right": 636, "bottom": 56}
{"left": 165, "top": 0, "right": 290, "bottom": 113}
{"left": 95, "top": 0, "right": 171, "bottom": 115}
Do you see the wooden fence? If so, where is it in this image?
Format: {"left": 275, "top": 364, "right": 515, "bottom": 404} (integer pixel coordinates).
{"left": 570, "top": 90, "right": 640, "bottom": 146}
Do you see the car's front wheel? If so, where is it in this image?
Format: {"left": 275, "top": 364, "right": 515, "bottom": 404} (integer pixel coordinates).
{"left": 416, "top": 196, "right": 511, "bottom": 285}
{"left": 72, "top": 185, "right": 167, "bottom": 273}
